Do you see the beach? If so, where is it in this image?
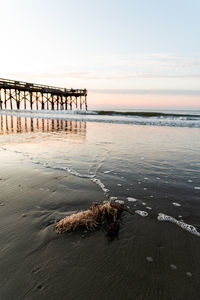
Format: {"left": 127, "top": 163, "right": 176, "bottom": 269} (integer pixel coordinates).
{"left": 0, "top": 112, "right": 200, "bottom": 299}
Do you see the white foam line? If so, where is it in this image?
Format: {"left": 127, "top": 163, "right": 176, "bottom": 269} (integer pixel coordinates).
{"left": 2, "top": 146, "right": 111, "bottom": 197}
{"left": 1, "top": 109, "right": 200, "bottom": 128}
{"left": 36, "top": 162, "right": 94, "bottom": 180}
{"left": 40, "top": 159, "right": 111, "bottom": 196}
{"left": 127, "top": 197, "right": 137, "bottom": 202}
{"left": 103, "top": 170, "right": 115, "bottom": 174}
{"left": 42, "top": 163, "right": 96, "bottom": 180}
{"left": 66, "top": 167, "right": 95, "bottom": 179}
{"left": 4, "top": 145, "right": 200, "bottom": 240}
{"left": 115, "top": 200, "right": 125, "bottom": 204}
{"left": 0, "top": 109, "right": 95, "bottom": 116}
{"left": 91, "top": 178, "right": 109, "bottom": 194}
{"left": 172, "top": 202, "right": 181, "bottom": 207}
{"left": 157, "top": 213, "right": 200, "bottom": 237}
{"left": 135, "top": 210, "right": 148, "bottom": 217}
{"left": 146, "top": 206, "right": 152, "bottom": 210}
{"left": 110, "top": 197, "right": 118, "bottom": 201}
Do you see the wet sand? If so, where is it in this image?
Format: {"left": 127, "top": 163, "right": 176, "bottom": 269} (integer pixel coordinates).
{"left": 0, "top": 115, "right": 200, "bottom": 299}
{"left": 0, "top": 151, "right": 106, "bottom": 299}
{"left": 0, "top": 152, "right": 200, "bottom": 300}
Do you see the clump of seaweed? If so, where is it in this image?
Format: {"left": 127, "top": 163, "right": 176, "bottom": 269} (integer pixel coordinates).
{"left": 55, "top": 201, "right": 124, "bottom": 235}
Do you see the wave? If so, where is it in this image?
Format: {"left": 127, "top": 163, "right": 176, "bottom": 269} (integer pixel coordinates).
{"left": 96, "top": 110, "right": 200, "bottom": 119}
{"left": 0, "top": 109, "right": 200, "bottom": 128}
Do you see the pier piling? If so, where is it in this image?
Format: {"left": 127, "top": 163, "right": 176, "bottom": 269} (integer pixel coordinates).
{"left": 0, "top": 78, "right": 88, "bottom": 111}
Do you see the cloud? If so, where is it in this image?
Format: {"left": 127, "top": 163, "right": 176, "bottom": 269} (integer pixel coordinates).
{"left": 3, "top": 52, "right": 200, "bottom": 93}
{"left": 89, "top": 53, "right": 200, "bottom": 71}
{"left": 90, "top": 89, "right": 200, "bottom": 96}
{"left": 6, "top": 70, "right": 200, "bottom": 82}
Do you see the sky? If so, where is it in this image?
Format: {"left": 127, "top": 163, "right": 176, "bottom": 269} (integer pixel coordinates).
{"left": 0, "top": 0, "right": 200, "bottom": 110}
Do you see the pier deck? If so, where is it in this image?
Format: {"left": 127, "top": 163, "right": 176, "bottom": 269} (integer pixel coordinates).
{"left": 0, "top": 78, "right": 87, "bottom": 110}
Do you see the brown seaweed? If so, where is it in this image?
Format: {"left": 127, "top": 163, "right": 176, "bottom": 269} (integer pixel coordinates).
{"left": 55, "top": 202, "right": 124, "bottom": 234}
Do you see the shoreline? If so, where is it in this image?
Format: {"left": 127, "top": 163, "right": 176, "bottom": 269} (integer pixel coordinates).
{"left": 0, "top": 109, "right": 200, "bottom": 128}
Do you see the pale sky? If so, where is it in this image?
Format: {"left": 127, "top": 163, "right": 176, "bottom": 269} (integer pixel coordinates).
{"left": 0, "top": 0, "right": 200, "bottom": 109}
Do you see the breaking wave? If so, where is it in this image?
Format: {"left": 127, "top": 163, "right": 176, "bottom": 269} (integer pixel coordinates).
{"left": 1, "top": 109, "right": 200, "bottom": 128}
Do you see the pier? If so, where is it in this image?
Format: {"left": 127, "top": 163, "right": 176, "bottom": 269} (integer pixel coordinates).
{"left": 0, "top": 78, "right": 88, "bottom": 111}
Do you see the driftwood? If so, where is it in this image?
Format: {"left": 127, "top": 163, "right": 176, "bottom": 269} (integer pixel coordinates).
{"left": 55, "top": 202, "right": 125, "bottom": 235}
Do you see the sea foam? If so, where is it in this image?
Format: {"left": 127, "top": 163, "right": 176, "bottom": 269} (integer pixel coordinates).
{"left": 135, "top": 210, "right": 148, "bottom": 217}
{"left": 157, "top": 213, "right": 200, "bottom": 237}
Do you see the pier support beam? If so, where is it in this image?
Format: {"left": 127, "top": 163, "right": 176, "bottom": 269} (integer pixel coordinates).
{"left": 70, "top": 96, "right": 72, "bottom": 110}
{"left": 0, "top": 89, "right": 2, "bottom": 109}
{"left": 30, "top": 92, "right": 33, "bottom": 110}
{"left": 85, "top": 95, "right": 87, "bottom": 110}
{"left": 17, "top": 100, "right": 20, "bottom": 110}
{"left": 36, "top": 92, "right": 39, "bottom": 110}
{"left": 65, "top": 97, "right": 68, "bottom": 110}
{"left": 46, "top": 94, "right": 49, "bottom": 110}
{"left": 4, "top": 89, "right": 7, "bottom": 109}
{"left": 41, "top": 94, "right": 44, "bottom": 110}
{"left": 24, "top": 91, "right": 26, "bottom": 110}
{"left": 9, "top": 90, "right": 13, "bottom": 110}
{"left": 51, "top": 95, "right": 54, "bottom": 110}
{"left": 60, "top": 96, "right": 64, "bottom": 110}
{"left": 0, "top": 78, "right": 88, "bottom": 111}
{"left": 57, "top": 95, "right": 59, "bottom": 110}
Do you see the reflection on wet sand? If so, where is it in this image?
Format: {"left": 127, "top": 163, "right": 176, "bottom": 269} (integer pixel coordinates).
{"left": 0, "top": 115, "right": 87, "bottom": 136}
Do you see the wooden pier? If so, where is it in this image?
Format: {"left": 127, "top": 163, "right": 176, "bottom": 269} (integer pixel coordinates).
{"left": 0, "top": 78, "right": 88, "bottom": 111}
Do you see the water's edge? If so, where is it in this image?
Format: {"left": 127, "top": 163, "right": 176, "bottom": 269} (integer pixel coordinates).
{"left": 1, "top": 109, "right": 200, "bottom": 128}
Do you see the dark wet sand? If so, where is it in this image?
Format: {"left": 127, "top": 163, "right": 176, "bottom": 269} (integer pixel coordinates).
{"left": 0, "top": 150, "right": 200, "bottom": 300}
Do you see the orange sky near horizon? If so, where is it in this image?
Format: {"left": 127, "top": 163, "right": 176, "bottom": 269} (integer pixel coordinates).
{"left": 89, "top": 92, "right": 200, "bottom": 110}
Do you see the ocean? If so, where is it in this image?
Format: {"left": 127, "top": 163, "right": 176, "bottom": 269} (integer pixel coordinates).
{"left": 1, "top": 108, "right": 200, "bottom": 128}
{"left": 0, "top": 109, "right": 200, "bottom": 299}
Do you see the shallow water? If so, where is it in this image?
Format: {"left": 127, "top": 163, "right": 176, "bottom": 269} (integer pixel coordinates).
{"left": 0, "top": 114, "right": 200, "bottom": 299}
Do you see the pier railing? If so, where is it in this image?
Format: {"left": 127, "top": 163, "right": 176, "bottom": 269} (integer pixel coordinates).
{"left": 0, "top": 78, "right": 87, "bottom": 110}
